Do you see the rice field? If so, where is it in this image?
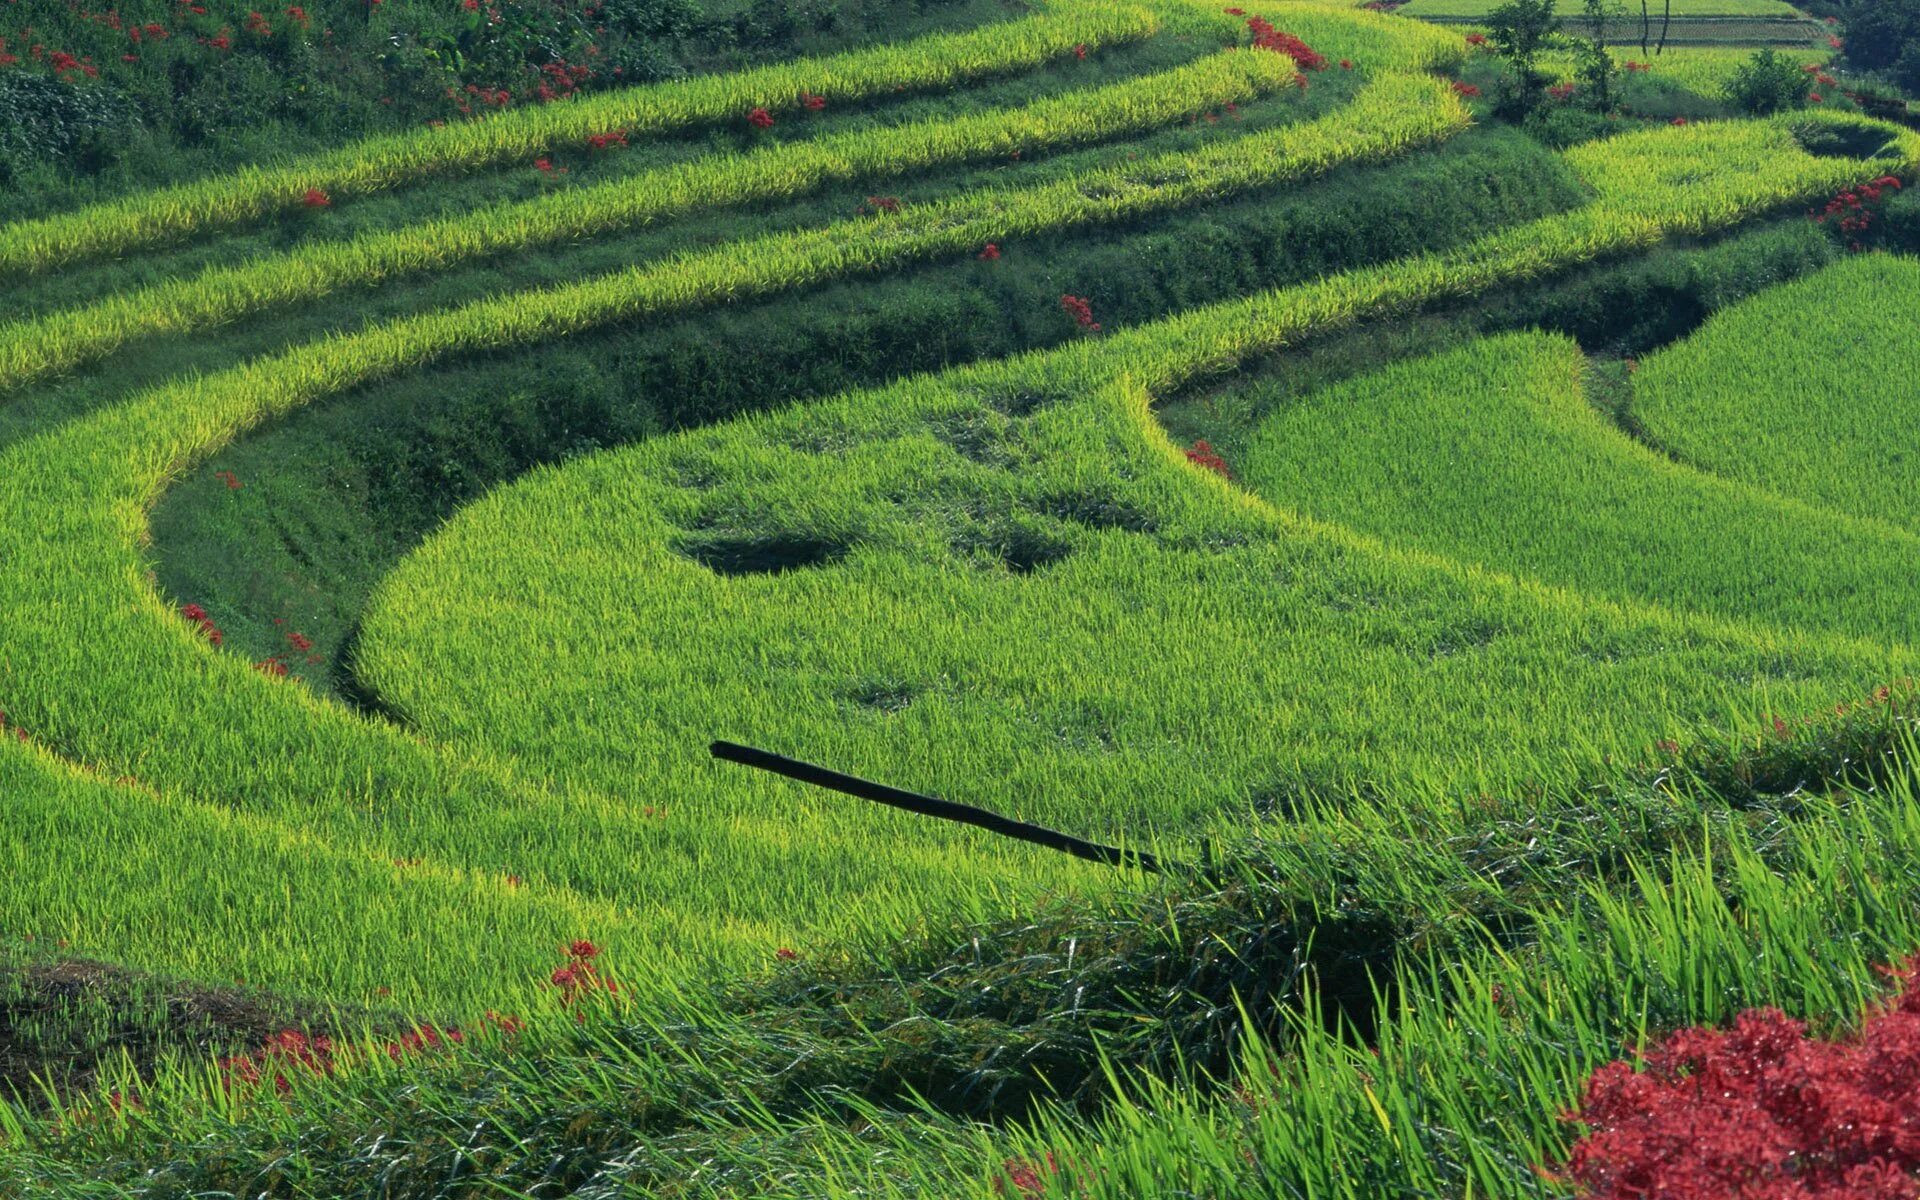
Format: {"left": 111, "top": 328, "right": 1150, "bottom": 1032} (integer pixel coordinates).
{"left": 1, "top": 0, "right": 1918, "bottom": 1194}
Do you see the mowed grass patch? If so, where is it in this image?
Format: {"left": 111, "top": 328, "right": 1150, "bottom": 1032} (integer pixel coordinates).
{"left": 1633, "top": 252, "right": 1920, "bottom": 536}
{"left": 1236, "top": 331, "right": 1920, "bottom": 649}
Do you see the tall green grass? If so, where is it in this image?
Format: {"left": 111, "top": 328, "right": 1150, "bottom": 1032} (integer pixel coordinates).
{"left": 1237, "top": 330, "right": 1920, "bottom": 648}
{"left": 0, "top": 4, "right": 1160, "bottom": 278}
{"left": 1633, "top": 253, "right": 1920, "bottom": 535}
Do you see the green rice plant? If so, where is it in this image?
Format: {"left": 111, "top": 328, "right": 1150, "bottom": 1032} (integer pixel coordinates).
{"left": 0, "top": 50, "right": 1303, "bottom": 394}
{"left": 1633, "top": 253, "right": 1920, "bottom": 535}
{"left": 0, "top": 5, "right": 1159, "bottom": 279}
{"left": 1236, "top": 330, "right": 1920, "bottom": 649}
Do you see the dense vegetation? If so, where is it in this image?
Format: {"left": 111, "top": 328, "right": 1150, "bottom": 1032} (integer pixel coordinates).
{"left": 1, "top": 0, "right": 1917, "bottom": 1195}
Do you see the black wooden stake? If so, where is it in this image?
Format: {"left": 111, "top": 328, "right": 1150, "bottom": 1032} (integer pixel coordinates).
{"left": 709, "top": 740, "right": 1166, "bottom": 874}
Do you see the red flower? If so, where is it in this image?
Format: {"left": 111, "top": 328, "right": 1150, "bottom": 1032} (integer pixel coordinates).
{"left": 1073, "top": 43, "right": 1086, "bottom": 59}
{"left": 864, "top": 195, "right": 901, "bottom": 215}
{"left": 1060, "top": 294, "right": 1100, "bottom": 331}
{"left": 1559, "top": 956, "right": 1920, "bottom": 1199}
{"left": 1465, "top": 32, "right": 1487, "bottom": 46}
{"left": 776, "top": 947, "right": 798, "bottom": 961}
{"left": 746, "top": 106, "right": 774, "bottom": 129}
{"left": 568, "top": 939, "right": 601, "bottom": 960}
{"left": 301, "top": 187, "right": 329, "bottom": 208}
{"left": 1245, "top": 17, "right": 1326, "bottom": 70}
{"left": 287, "top": 631, "right": 313, "bottom": 652}
{"left": 978, "top": 242, "right": 1001, "bottom": 261}
{"left": 1339, "top": 58, "right": 1353, "bottom": 69}
{"left": 1185, "top": 440, "right": 1232, "bottom": 478}
{"left": 1669, "top": 116, "right": 1688, "bottom": 126}
{"left": 1224, "top": 6, "right": 1243, "bottom": 12}
{"left": 1451, "top": 81, "right": 1481, "bottom": 98}
{"left": 801, "top": 91, "right": 825, "bottom": 110}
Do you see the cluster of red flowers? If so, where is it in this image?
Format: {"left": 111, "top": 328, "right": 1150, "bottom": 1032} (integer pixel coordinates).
{"left": 1621, "top": 59, "right": 1651, "bottom": 73}
{"left": 1245, "top": 16, "right": 1325, "bottom": 72}
{"left": 1184, "top": 440, "right": 1231, "bottom": 478}
{"left": 800, "top": 90, "right": 826, "bottom": 111}
{"left": 861, "top": 194, "right": 901, "bottom": 216}
{"left": 243, "top": 10, "right": 272, "bottom": 37}
{"left": 1548, "top": 82, "right": 1576, "bottom": 100}
{"left": 451, "top": 82, "right": 513, "bottom": 113}
{"left": 1073, "top": 42, "right": 1087, "bottom": 60}
{"left": 1557, "top": 955, "right": 1920, "bottom": 1199}
{"left": 584, "top": 128, "right": 629, "bottom": 151}
{"left": 1811, "top": 175, "right": 1904, "bottom": 251}
{"left": 215, "top": 468, "right": 243, "bottom": 488}
{"left": 180, "top": 603, "right": 224, "bottom": 647}
{"left": 978, "top": 242, "right": 1001, "bottom": 261}
{"left": 1465, "top": 32, "right": 1488, "bottom": 47}
{"left": 746, "top": 105, "right": 775, "bottom": 130}
{"left": 1060, "top": 294, "right": 1100, "bottom": 332}
{"left": 996, "top": 1153, "right": 1062, "bottom": 1197}
{"left": 216, "top": 1016, "right": 490, "bottom": 1097}
{"left": 300, "top": 187, "right": 329, "bottom": 208}
{"left": 1452, "top": 81, "right": 1482, "bottom": 98}
{"left": 550, "top": 939, "right": 619, "bottom": 1010}
{"left": 254, "top": 627, "right": 319, "bottom": 678}
{"left": 532, "top": 60, "right": 592, "bottom": 104}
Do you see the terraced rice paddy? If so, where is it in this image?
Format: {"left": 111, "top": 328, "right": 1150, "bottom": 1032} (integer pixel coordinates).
{"left": 1, "top": 0, "right": 1917, "bottom": 1194}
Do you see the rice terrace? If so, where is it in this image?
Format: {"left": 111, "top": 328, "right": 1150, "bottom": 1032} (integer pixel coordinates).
{"left": 2, "top": 0, "right": 1920, "bottom": 1192}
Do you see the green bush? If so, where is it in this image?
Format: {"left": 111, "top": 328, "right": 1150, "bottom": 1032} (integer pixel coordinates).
{"left": 0, "top": 74, "right": 135, "bottom": 181}
{"left": 1726, "top": 48, "right": 1809, "bottom": 115}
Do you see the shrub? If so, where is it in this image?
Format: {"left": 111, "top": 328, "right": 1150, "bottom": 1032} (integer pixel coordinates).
{"left": 1727, "top": 48, "right": 1810, "bottom": 115}
{"left": 1560, "top": 956, "right": 1920, "bottom": 1200}
{"left": 0, "top": 72, "right": 135, "bottom": 181}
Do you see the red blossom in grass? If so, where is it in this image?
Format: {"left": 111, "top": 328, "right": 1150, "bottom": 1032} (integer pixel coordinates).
{"left": 1339, "top": 58, "right": 1353, "bottom": 69}
{"left": 776, "top": 947, "right": 798, "bottom": 961}
{"left": 1465, "top": 32, "right": 1487, "bottom": 46}
{"left": 801, "top": 91, "right": 826, "bottom": 110}
{"left": 300, "top": 188, "right": 329, "bottom": 208}
{"left": 585, "top": 129, "right": 629, "bottom": 151}
{"left": 1810, "top": 92, "right": 1824, "bottom": 103}
{"left": 569, "top": 939, "right": 601, "bottom": 960}
{"left": 1558, "top": 956, "right": 1920, "bottom": 1199}
{"left": 1669, "top": 116, "right": 1689, "bottom": 126}
{"left": 746, "top": 106, "right": 774, "bottom": 129}
{"left": 978, "top": 242, "right": 1001, "bottom": 261}
{"left": 215, "top": 468, "right": 243, "bottom": 489}
{"left": 254, "top": 657, "right": 289, "bottom": 677}
{"left": 534, "top": 156, "right": 555, "bottom": 173}
{"left": 1245, "top": 17, "right": 1326, "bottom": 70}
{"left": 1185, "top": 440, "right": 1232, "bottom": 478}
{"left": 505, "top": 874, "right": 522, "bottom": 888}
{"left": 1829, "top": 35, "right": 1844, "bottom": 50}
{"left": 1060, "top": 293, "right": 1101, "bottom": 332}
{"left": 1451, "top": 81, "right": 1481, "bottom": 98}
{"left": 244, "top": 10, "right": 271, "bottom": 36}
{"left": 1224, "top": 6, "right": 1243, "bottom": 13}
{"left": 287, "top": 631, "right": 312, "bottom": 652}
{"left": 1548, "top": 82, "right": 1575, "bottom": 100}
{"left": 1073, "top": 42, "right": 1087, "bottom": 59}
{"left": 862, "top": 194, "right": 901, "bottom": 215}
{"left": 285, "top": 5, "right": 308, "bottom": 27}
{"left": 1623, "top": 59, "right": 1650, "bottom": 72}
{"left": 995, "top": 1153, "right": 1061, "bottom": 1197}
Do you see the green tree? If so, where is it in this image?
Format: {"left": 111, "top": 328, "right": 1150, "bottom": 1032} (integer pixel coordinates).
{"left": 1727, "top": 48, "right": 1810, "bottom": 115}
{"left": 1487, "top": 0, "right": 1559, "bottom": 118}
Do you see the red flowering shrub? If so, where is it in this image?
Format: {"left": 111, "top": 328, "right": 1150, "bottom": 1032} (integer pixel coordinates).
{"left": 1811, "top": 175, "right": 1904, "bottom": 251}
{"left": 1559, "top": 956, "right": 1920, "bottom": 1199}
{"left": 1185, "top": 440, "right": 1231, "bottom": 478}
{"left": 1245, "top": 17, "right": 1325, "bottom": 71}
{"left": 1060, "top": 294, "right": 1100, "bottom": 332}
